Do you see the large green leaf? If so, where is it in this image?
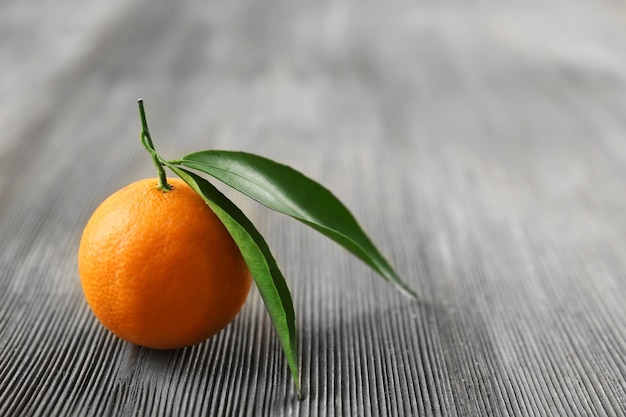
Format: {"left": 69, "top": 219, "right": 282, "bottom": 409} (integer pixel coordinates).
{"left": 165, "top": 164, "right": 301, "bottom": 396}
{"left": 173, "top": 150, "right": 416, "bottom": 298}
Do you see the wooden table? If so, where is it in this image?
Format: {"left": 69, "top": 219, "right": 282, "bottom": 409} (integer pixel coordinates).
{"left": 2, "top": 1, "right": 625, "bottom": 415}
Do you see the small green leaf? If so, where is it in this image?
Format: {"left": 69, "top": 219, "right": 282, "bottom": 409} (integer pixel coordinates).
{"left": 165, "top": 163, "right": 301, "bottom": 396}
{"left": 174, "top": 151, "right": 416, "bottom": 298}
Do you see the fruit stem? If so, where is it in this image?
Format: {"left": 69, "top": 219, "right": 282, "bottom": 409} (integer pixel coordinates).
{"left": 138, "top": 99, "right": 171, "bottom": 191}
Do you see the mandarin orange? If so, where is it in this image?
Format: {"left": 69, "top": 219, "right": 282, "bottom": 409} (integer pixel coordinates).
{"left": 78, "top": 177, "right": 252, "bottom": 349}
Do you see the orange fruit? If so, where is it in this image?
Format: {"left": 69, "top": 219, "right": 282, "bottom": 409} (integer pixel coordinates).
{"left": 78, "top": 177, "right": 252, "bottom": 350}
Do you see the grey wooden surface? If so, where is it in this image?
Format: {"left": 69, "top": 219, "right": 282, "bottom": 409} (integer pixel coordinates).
{"left": 2, "top": 0, "right": 626, "bottom": 415}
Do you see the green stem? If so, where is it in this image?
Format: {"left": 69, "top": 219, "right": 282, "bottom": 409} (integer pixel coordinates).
{"left": 138, "top": 99, "right": 171, "bottom": 191}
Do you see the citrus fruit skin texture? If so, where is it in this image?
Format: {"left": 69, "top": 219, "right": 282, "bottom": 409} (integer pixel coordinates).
{"left": 78, "top": 178, "right": 252, "bottom": 350}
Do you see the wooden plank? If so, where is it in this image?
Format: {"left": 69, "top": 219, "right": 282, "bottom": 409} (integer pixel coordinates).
{"left": 1, "top": 0, "right": 626, "bottom": 415}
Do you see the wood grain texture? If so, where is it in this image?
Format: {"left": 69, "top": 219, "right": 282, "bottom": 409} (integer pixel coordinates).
{"left": 1, "top": 0, "right": 626, "bottom": 415}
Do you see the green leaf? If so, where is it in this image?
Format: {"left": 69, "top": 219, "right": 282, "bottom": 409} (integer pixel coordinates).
{"left": 174, "top": 150, "right": 416, "bottom": 298}
{"left": 164, "top": 164, "right": 301, "bottom": 396}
